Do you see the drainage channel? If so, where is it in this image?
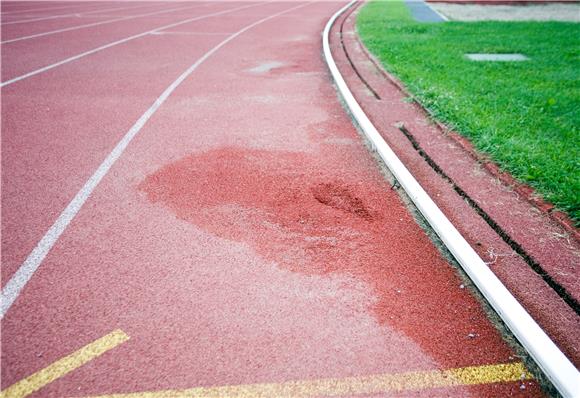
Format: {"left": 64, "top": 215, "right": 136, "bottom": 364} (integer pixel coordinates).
{"left": 396, "top": 123, "right": 580, "bottom": 316}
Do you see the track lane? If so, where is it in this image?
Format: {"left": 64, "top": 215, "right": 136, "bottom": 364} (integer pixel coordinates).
{"left": 0, "top": 2, "right": 115, "bottom": 17}
{"left": 0, "top": 2, "right": 265, "bottom": 85}
{"left": 2, "top": 15, "right": 139, "bottom": 40}
{"left": 2, "top": 1, "right": 542, "bottom": 397}
{"left": 0, "top": 2, "right": 184, "bottom": 21}
{"left": 1, "top": 2, "right": 214, "bottom": 44}
{"left": 1, "top": 3, "right": 175, "bottom": 38}
{"left": 1, "top": 2, "right": 276, "bottom": 290}
{"left": 1, "top": 3, "right": 162, "bottom": 26}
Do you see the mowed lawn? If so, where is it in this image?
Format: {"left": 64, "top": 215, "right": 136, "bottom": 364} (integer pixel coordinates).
{"left": 357, "top": 0, "right": 580, "bottom": 225}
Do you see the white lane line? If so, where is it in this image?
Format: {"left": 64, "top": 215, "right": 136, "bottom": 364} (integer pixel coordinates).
{"left": 1, "top": 4, "right": 82, "bottom": 15}
{"left": 0, "top": 3, "right": 104, "bottom": 16}
{"left": 0, "top": 0, "right": 311, "bottom": 318}
{"left": 0, "top": 2, "right": 264, "bottom": 87}
{"left": 322, "top": 2, "right": 580, "bottom": 397}
{"left": 2, "top": 3, "right": 210, "bottom": 44}
{"left": 149, "top": 31, "right": 233, "bottom": 36}
{"left": 3, "top": 3, "right": 161, "bottom": 26}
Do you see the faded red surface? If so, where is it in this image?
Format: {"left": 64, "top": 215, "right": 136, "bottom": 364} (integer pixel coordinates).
{"left": 140, "top": 147, "right": 513, "bottom": 369}
{"left": 2, "top": 1, "right": 543, "bottom": 397}
{"left": 1, "top": 1, "right": 246, "bottom": 286}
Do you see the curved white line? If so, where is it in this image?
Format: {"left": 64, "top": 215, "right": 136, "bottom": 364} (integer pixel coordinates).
{"left": 1, "top": 3, "right": 101, "bottom": 16}
{"left": 1, "top": 3, "right": 208, "bottom": 44}
{"left": 1, "top": 1, "right": 311, "bottom": 319}
{"left": 3, "top": 3, "right": 162, "bottom": 26}
{"left": 0, "top": 2, "right": 265, "bottom": 87}
{"left": 322, "top": 1, "right": 579, "bottom": 397}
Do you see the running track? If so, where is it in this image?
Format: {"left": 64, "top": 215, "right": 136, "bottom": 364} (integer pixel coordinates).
{"left": 2, "top": 1, "right": 544, "bottom": 396}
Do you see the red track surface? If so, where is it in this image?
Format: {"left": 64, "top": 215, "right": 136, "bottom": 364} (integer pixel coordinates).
{"left": 2, "top": 1, "right": 544, "bottom": 396}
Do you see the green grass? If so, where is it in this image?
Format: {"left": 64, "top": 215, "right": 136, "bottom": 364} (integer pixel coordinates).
{"left": 357, "top": 0, "right": 580, "bottom": 225}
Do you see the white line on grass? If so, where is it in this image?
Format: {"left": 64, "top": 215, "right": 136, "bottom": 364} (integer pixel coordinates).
{"left": 0, "top": 2, "right": 264, "bottom": 87}
{"left": 0, "top": 1, "right": 311, "bottom": 318}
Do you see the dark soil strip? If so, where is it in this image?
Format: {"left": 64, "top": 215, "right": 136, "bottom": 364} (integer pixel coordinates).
{"left": 397, "top": 123, "right": 580, "bottom": 316}
{"left": 339, "top": 2, "right": 381, "bottom": 100}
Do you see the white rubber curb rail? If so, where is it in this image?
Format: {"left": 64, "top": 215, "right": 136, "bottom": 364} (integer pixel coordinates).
{"left": 322, "top": 1, "right": 580, "bottom": 396}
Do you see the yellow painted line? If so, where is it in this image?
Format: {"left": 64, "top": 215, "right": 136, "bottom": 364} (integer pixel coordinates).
{"left": 1, "top": 329, "right": 129, "bottom": 398}
{"left": 85, "top": 362, "right": 531, "bottom": 398}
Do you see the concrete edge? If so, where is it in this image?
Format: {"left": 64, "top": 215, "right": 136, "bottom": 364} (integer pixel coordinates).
{"left": 322, "top": 1, "right": 580, "bottom": 396}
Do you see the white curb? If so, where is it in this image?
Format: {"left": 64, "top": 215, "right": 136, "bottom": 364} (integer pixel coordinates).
{"left": 322, "top": 1, "right": 579, "bottom": 396}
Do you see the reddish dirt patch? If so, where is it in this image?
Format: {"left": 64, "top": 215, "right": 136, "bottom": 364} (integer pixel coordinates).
{"left": 140, "top": 147, "right": 514, "bottom": 369}
{"left": 312, "top": 182, "right": 374, "bottom": 220}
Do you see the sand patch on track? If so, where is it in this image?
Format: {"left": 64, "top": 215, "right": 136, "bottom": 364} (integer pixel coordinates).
{"left": 138, "top": 147, "right": 515, "bottom": 369}
{"left": 429, "top": 3, "right": 580, "bottom": 22}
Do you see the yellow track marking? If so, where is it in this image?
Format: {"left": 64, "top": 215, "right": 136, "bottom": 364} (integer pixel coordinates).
{"left": 1, "top": 329, "right": 129, "bottom": 398}
{"left": 85, "top": 362, "right": 531, "bottom": 398}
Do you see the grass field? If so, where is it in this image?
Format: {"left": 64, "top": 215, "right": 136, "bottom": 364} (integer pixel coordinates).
{"left": 357, "top": 0, "right": 580, "bottom": 225}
